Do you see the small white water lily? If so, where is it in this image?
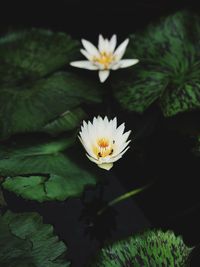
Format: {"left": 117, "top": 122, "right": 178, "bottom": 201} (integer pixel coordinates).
{"left": 70, "top": 34, "right": 139, "bottom": 83}
{"left": 78, "top": 116, "right": 131, "bottom": 170}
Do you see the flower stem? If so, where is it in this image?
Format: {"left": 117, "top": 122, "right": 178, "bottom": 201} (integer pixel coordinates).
{"left": 97, "top": 183, "right": 150, "bottom": 216}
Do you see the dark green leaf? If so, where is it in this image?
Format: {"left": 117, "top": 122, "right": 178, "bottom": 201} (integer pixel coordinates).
{"left": 160, "top": 81, "right": 200, "bottom": 116}
{"left": 112, "top": 66, "right": 168, "bottom": 113}
{"left": 0, "top": 72, "right": 102, "bottom": 139}
{"left": 0, "top": 216, "right": 32, "bottom": 267}
{"left": 0, "top": 177, "right": 6, "bottom": 207}
{"left": 0, "top": 29, "right": 79, "bottom": 85}
{"left": 0, "top": 137, "right": 98, "bottom": 201}
{"left": 113, "top": 11, "right": 200, "bottom": 116}
{"left": 42, "top": 107, "right": 87, "bottom": 136}
{"left": 0, "top": 211, "right": 69, "bottom": 267}
{"left": 0, "top": 188, "right": 6, "bottom": 208}
{"left": 91, "top": 229, "right": 192, "bottom": 267}
{"left": 3, "top": 173, "right": 95, "bottom": 202}
{"left": 126, "top": 11, "right": 191, "bottom": 61}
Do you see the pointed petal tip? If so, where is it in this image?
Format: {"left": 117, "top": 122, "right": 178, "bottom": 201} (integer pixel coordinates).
{"left": 98, "top": 70, "right": 110, "bottom": 83}
{"left": 125, "top": 38, "right": 129, "bottom": 43}
{"left": 118, "top": 59, "right": 139, "bottom": 69}
{"left": 81, "top": 38, "right": 86, "bottom": 46}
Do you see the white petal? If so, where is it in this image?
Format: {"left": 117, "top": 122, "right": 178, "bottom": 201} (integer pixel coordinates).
{"left": 104, "top": 39, "right": 109, "bottom": 52}
{"left": 109, "top": 34, "right": 117, "bottom": 53}
{"left": 79, "top": 115, "right": 131, "bottom": 170}
{"left": 114, "top": 38, "right": 129, "bottom": 60}
{"left": 87, "top": 154, "right": 99, "bottom": 164}
{"left": 80, "top": 49, "right": 92, "bottom": 60}
{"left": 115, "top": 123, "right": 125, "bottom": 137}
{"left": 98, "top": 34, "right": 105, "bottom": 52}
{"left": 94, "top": 62, "right": 106, "bottom": 70}
{"left": 103, "top": 116, "right": 109, "bottom": 126}
{"left": 70, "top": 61, "right": 98, "bottom": 70}
{"left": 117, "top": 140, "right": 131, "bottom": 155}
{"left": 112, "top": 117, "right": 117, "bottom": 129}
{"left": 98, "top": 163, "right": 113, "bottom": 170}
{"left": 96, "top": 115, "right": 106, "bottom": 136}
{"left": 78, "top": 136, "right": 94, "bottom": 158}
{"left": 121, "top": 130, "right": 131, "bottom": 144}
{"left": 110, "top": 62, "right": 121, "bottom": 70}
{"left": 118, "top": 59, "right": 139, "bottom": 68}
{"left": 110, "top": 146, "right": 130, "bottom": 163}
{"left": 98, "top": 70, "right": 110, "bottom": 83}
{"left": 118, "top": 145, "right": 130, "bottom": 157}
{"left": 81, "top": 39, "right": 100, "bottom": 57}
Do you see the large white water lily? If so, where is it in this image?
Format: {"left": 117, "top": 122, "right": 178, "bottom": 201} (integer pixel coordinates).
{"left": 78, "top": 116, "right": 131, "bottom": 170}
{"left": 70, "top": 34, "right": 139, "bottom": 83}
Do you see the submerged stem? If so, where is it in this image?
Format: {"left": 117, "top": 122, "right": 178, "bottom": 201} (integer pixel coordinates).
{"left": 97, "top": 183, "right": 151, "bottom": 216}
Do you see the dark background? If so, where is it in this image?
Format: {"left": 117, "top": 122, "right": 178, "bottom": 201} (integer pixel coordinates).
{"left": 0, "top": 0, "right": 199, "bottom": 37}
{"left": 1, "top": 0, "right": 200, "bottom": 266}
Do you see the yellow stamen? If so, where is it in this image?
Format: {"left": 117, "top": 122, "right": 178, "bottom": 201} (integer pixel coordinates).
{"left": 93, "top": 52, "right": 115, "bottom": 69}
{"left": 93, "top": 137, "right": 114, "bottom": 158}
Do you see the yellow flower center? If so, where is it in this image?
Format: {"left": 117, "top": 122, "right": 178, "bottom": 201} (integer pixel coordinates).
{"left": 93, "top": 138, "right": 114, "bottom": 158}
{"left": 93, "top": 52, "right": 115, "bottom": 69}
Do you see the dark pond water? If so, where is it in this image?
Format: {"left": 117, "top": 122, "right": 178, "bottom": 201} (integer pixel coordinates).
{"left": 1, "top": 0, "right": 200, "bottom": 266}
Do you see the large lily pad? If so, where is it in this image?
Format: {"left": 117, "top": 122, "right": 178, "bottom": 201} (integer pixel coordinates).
{"left": 0, "top": 29, "right": 102, "bottom": 140}
{"left": 112, "top": 11, "right": 200, "bottom": 117}
{"left": 160, "top": 81, "right": 200, "bottom": 117}
{"left": 41, "top": 107, "right": 87, "bottom": 136}
{"left": 0, "top": 210, "right": 69, "bottom": 267}
{"left": 0, "top": 136, "right": 98, "bottom": 202}
{"left": 0, "top": 28, "right": 78, "bottom": 85}
{"left": 112, "top": 65, "right": 168, "bottom": 113}
{"left": 0, "top": 71, "right": 102, "bottom": 139}
{"left": 91, "top": 229, "right": 192, "bottom": 267}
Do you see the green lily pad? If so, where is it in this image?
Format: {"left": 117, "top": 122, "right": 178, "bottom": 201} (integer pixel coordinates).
{"left": 0, "top": 136, "right": 98, "bottom": 202}
{"left": 0, "top": 29, "right": 103, "bottom": 140}
{"left": 112, "top": 65, "right": 168, "bottom": 113}
{"left": 0, "top": 29, "right": 78, "bottom": 85}
{"left": 91, "top": 229, "right": 193, "bottom": 267}
{"left": 160, "top": 81, "right": 200, "bottom": 117}
{"left": 0, "top": 71, "right": 102, "bottom": 139}
{"left": 41, "top": 107, "right": 87, "bottom": 136}
{"left": 113, "top": 11, "right": 200, "bottom": 117}
{"left": 0, "top": 210, "right": 69, "bottom": 267}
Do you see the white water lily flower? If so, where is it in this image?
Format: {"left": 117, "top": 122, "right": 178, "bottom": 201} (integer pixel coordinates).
{"left": 70, "top": 34, "right": 139, "bottom": 83}
{"left": 78, "top": 116, "right": 131, "bottom": 170}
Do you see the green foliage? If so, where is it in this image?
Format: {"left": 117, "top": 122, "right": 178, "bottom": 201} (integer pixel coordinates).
{"left": 160, "top": 82, "right": 200, "bottom": 116}
{"left": 0, "top": 189, "right": 6, "bottom": 207}
{"left": 113, "top": 66, "right": 167, "bottom": 113}
{"left": 0, "top": 29, "right": 78, "bottom": 85}
{"left": 0, "top": 71, "right": 102, "bottom": 139}
{"left": 42, "top": 107, "right": 87, "bottom": 136}
{"left": 0, "top": 29, "right": 102, "bottom": 140}
{"left": 91, "top": 229, "right": 192, "bottom": 267}
{"left": 112, "top": 11, "right": 200, "bottom": 117}
{"left": 0, "top": 136, "right": 98, "bottom": 202}
{"left": 0, "top": 211, "right": 69, "bottom": 267}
